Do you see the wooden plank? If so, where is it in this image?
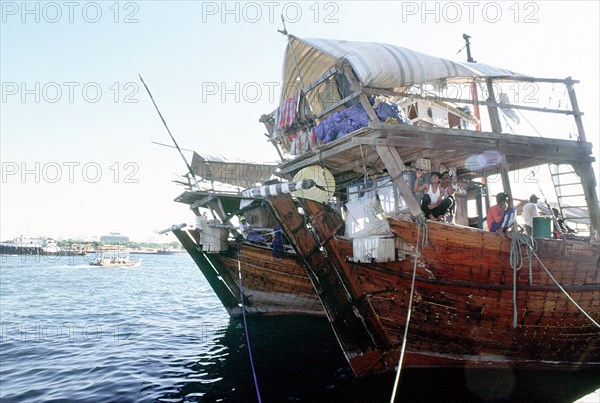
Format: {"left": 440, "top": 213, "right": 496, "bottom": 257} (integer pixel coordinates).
{"left": 367, "top": 122, "right": 593, "bottom": 153}
{"left": 353, "top": 128, "right": 593, "bottom": 163}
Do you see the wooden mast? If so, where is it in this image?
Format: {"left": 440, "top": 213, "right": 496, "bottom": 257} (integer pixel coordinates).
{"left": 566, "top": 78, "right": 600, "bottom": 237}
{"left": 486, "top": 78, "right": 514, "bottom": 210}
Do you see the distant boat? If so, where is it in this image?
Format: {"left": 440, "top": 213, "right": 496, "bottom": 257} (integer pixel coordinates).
{"left": 90, "top": 255, "right": 141, "bottom": 267}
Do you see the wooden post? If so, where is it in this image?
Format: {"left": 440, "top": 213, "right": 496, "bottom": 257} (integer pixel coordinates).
{"left": 375, "top": 145, "right": 424, "bottom": 218}
{"left": 486, "top": 79, "right": 503, "bottom": 134}
{"left": 567, "top": 78, "right": 600, "bottom": 236}
{"left": 342, "top": 63, "right": 379, "bottom": 123}
{"left": 486, "top": 79, "right": 514, "bottom": 210}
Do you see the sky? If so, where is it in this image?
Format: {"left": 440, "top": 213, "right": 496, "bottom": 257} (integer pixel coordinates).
{"left": 1, "top": 0, "right": 599, "bottom": 242}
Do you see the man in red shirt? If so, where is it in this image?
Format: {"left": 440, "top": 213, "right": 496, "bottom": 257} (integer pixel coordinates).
{"left": 487, "top": 192, "right": 515, "bottom": 237}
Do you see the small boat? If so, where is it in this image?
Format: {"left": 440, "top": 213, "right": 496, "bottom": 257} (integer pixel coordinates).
{"left": 90, "top": 255, "right": 141, "bottom": 267}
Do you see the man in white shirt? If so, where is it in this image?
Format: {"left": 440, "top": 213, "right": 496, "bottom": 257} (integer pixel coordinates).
{"left": 522, "top": 194, "right": 539, "bottom": 235}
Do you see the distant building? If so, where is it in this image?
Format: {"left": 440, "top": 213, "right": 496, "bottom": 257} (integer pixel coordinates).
{"left": 100, "top": 232, "right": 129, "bottom": 243}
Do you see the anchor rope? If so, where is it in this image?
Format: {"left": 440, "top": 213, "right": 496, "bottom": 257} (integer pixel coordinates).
{"left": 237, "top": 245, "right": 263, "bottom": 402}
{"left": 390, "top": 217, "right": 427, "bottom": 403}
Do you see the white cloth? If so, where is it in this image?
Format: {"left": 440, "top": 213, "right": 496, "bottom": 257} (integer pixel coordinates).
{"left": 426, "top": 185, "right": 441, "bottom": 204}
{"left": 522, "top": 202, "right": 538, "bottom": 227}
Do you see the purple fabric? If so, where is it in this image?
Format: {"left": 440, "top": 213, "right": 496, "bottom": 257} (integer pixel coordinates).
{"left": 313, "top": 105, "right": 370, "bottom": 144}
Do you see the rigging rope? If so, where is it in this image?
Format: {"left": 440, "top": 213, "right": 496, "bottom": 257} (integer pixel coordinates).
{"left": 390, "top": 217, "right": 427, "bottom": 403}
{"left": 529, "top": 244, "right": 600, "bottom": 329}
{"left": 509, "top": 231, "right": 599, "bottom": 329}
{"left": 237, "top": 245, "right": 263, "bottom": 402}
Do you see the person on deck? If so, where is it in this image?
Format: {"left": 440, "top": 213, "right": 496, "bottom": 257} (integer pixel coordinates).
{"left": 414, "top": 170, "right": 453, "bottom": 221}
{"left": 487, "top": 192, "right": 516, "bottom": 237}
{"left": 238, "top": 217, "right": 265, "bottom": 242}
{"left": 522, "top": 194, "right": 540, "bottom": 235}
{"left": 552, "top": 207, "right": 577, "bottom": 239}
{"left": 440, "top": 171, "right": 456, "bottom": 222}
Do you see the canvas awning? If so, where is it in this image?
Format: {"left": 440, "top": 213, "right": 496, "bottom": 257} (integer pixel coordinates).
{"left": 280, "top": 36, "right": 531, "bottom": 102}
{"left": 191, "top": 152, "right": 279, "bottom": 188}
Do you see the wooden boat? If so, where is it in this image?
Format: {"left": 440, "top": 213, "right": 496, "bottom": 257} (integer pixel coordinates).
{"left": 168, "top": 35, "right": 599, "bottom": 384}
{"left": 172, "top": 218, "right": 322, "bottom": 316}
{"left": 251, "top": 36, "right": 600, "bottom": 378}
{"left": 170, "top": 177, "right": 322, "bottom": 317}
{"left": 90, "top": 256, "right": 141, "bottom": 267}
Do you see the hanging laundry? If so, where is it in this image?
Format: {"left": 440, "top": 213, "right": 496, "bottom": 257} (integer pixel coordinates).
{"left": 276, "top": 92, "right": 300, "bottom": 130}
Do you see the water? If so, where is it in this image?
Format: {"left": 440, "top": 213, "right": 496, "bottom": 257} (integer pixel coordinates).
{"left": 1, "top": 254, "right": 598, "bottom": 402}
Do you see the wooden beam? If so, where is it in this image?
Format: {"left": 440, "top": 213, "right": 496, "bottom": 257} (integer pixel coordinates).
{"left": 371, "top": 91, "right": 581, "bottom": 117}
{"left": 342, "top": 63, "right": 380, "bottom": 123}
{"left": 486, "top": 79, "right": 503, "bottom": 134}
{"left": 278, "top": 128, "right": 374, "bottom": 174}
{"left": 191, "top": 194, "right": 216, "bottom": 210}
{"left": 302, "top": 66, "right": 338, "bottom": 93}
{"left": 575, "top": 163, "right": 600, "bottom": 237}
{"left": 375, "top": 145, "right": 423, "bottom": 217}
{"left": 314, "top": 91, "right": 362, "bottom": 119}
{"left": 352, "top": 132, "right": 593, "bottom": 163}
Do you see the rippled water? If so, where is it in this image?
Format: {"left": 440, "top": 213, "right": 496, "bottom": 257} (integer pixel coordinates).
{"left": 1, "top": 254, "right": 598, "bottom": 402}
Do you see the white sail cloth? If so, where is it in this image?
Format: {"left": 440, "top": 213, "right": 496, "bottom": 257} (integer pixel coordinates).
{"left": 280, "top": 36, "right": 530, "bottom": 101}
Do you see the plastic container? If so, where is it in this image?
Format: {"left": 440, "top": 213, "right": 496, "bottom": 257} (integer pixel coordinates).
{"left": 532, "top": 216, "right": 552, "bottom": 239}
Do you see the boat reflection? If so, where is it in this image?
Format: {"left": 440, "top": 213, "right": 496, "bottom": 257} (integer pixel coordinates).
{"left": 150, "top": 316, "right": 599, "bottom": 402}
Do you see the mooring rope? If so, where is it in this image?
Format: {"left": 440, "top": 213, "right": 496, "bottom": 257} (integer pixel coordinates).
{"left": 237, "top": 246, "right": 263, "bottom": 402}
{"left": 529, "top": 245, "right": 600, "bottom": 329}
{"left": 509, "top": 232, "right": 599, "bottom": 329}
{"left": 390, "top": 217, "right": 427, "bottom": 403}
{"left": 509, "top": 232, "right": 535, "bottom": 327}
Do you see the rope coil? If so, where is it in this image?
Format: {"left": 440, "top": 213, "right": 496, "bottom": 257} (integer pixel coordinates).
{"left": 509, "top": 232, "right": 535, "bottom": 327}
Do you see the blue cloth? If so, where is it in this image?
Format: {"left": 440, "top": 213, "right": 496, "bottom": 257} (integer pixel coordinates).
{"left": 272, "top": 227, "right": 283, "bottom": 259}
{"left": 490, "top": 208, "right": 516, "bottom": 232}
{"left": 314, "top": 102, "right": 410, "bottom": 144}
{"left": 314, "top": 105, "right": 369, "bottom": 144}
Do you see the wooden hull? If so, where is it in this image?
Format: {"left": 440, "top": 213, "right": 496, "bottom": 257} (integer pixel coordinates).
{"left": 173, "top": 228, "right": 323, "bottom": 317}
{"left": 267, "top": 195, "right": 600, "bottom": 377}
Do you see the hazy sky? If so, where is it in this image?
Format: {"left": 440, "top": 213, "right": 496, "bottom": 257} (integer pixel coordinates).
{"left": 1, "top": 1, "right": 598, "bottom": 242}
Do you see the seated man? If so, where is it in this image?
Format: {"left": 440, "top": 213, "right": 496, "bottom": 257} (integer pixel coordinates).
{"left": 239, "top": 217, "right": 265, "bottom": 242}
{"left": 413, "top": 171, "right": 454, "bottom": 221}
{"left": 487, "top": 192, "right": 516, "bottom": 237}
{"left": 552, "top": 208, "right": 577, "bottom": 239}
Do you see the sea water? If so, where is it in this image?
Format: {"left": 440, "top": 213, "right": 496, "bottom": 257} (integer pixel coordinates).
{"left": 1, "top": 254, "right": 598, "bottom": 402}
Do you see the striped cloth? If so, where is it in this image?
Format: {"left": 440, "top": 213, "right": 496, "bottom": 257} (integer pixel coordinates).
{"left": 241, "top": 180, "right": 315, "bottom": 198}
{"left": 276, "top": 92, "right": 300, "bottom": 130}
